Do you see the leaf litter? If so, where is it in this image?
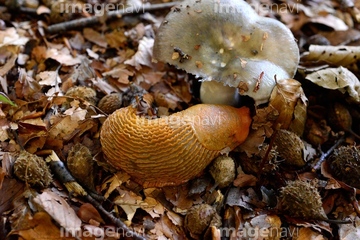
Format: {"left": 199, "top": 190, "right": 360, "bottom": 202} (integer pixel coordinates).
{"left": 1, "top": 0, "right": 360, "bottom": 239}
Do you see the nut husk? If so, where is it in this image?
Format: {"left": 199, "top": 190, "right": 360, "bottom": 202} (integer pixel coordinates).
{"left": 279, "top": 180, "right": 327, "bottom": 220}
{"left": 98, "top": 93, "right": 123, "bottom": 114}
{"left": 273, "top": 129, "right": 306, "bottom": 167}
{"left": 65, "top": 86, "right": 97, "bottom": 105}
{"left": 328, "top": 146, "right": 360, "bottom": 189}
{"left": 185, "top": 204, "right": 221, "bottom": 239}
{"left": 209, "top": 155, "right": 235, "bottom": 188}
{"left": 67, "top": 143, "right": 95, "bottom": 190}
{"left": 13, "top": 150, "right": 52, "bottom": 188}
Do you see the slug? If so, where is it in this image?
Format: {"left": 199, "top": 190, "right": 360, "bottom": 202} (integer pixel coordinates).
{"left": 100, "top": 104, "right": 251, "bottom": 187}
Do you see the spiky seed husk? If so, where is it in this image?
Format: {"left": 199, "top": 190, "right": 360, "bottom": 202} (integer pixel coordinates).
{"left": 274, "top": 129, "right": 306, "bottom": 167}
{"left": 279, "top": 180, "right": 327, "bottom": 220}
{"left": 67, "top": 143, "right": 95, "bottom": 190}
{"left": 209, "top": 156, "right": 235, "bottom": 188}
{"left": 13, "top": 150, "right": 52, "bottom": 188}
{"left": 98, "top": 93, "right": 123, "bottom": 114}
{"left": 329, "top": 146, "right": 360, "bottom": 189}
{"left": 185, "top": 204, "right": 221, "bottom": 236}
{"left": 65, "top": 86, "right": 97, "bottom": 105}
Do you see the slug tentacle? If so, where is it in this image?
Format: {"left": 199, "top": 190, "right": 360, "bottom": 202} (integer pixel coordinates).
{"left": 100, "top": 104, "right": 251, "bottom": 187}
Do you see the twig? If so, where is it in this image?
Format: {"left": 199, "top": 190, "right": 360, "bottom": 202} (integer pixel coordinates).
{"left": 311, "top": 135, "right": 346, "bottom": 171}
{"left": 46, "top": 2, "right": 180, "bottom": 34}
{"left": 46, "top": 151, "right": 146, "bottom": 240}
{"left": 257, "top": 130, "right": 278, "bottom": 178}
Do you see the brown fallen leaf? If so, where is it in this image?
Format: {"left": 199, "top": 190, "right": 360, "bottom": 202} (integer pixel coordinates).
{"left": 233, "top": 166, "right": 257, "bottom": 188}
{"left": 125, "top": 37, "right": 156, "bottom": 70}
{"left": 83, "top": 28, "right": 108, "bottom": 48}
{"left": 33, "top": 189, "right": 82, "bottom": 234}
{"left": 302, "top": 45, "right": 360, "bottom": 67}
{"left": 10, "top": 211, "right": 76, "bottom": 240}
{"left": 269, "top": 78, "right": 307, "bottom": 136}
{"left": 305, "top": 66, "right": 360, "bottom": 103}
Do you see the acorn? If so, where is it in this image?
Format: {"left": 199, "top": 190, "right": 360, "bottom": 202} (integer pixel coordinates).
{"left": 13, "top": 150, "right": 52, "bottom": 188}
{"left": 67, "top": 143, "right": 95, "bottom": 190}
{"left": 279, "top": 180, "right": 327, "bottom": 220}
{"left": 65, "top": 86, "right": 97, "bottom": 105}
{"left": 97, "top": 93, "right": 123, "bottom": 115}
{"left": 185, "top": 204, "right": 221, "bottom": 238}
{"left": 328, "top": 146, "right": 360, "bottom": 189}
{"left": 209, "top": 155, "right": 235, "bottom": 188}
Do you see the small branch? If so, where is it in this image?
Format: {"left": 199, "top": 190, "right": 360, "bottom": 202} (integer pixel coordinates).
{"left": 311, "top": 135, "right": 345, "bottom": 171}
{"left": 46, "top": 2, "right": 180, "bottom": 34}
{"left": 46, "top": 151, "right": 146, "bottom": 240}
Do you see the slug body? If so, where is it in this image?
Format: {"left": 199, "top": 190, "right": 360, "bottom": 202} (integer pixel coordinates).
{"left": 100, "top": 104, "right": 251, "bottom": 187}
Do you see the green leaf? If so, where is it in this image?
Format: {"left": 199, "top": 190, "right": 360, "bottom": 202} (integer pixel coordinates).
{"left": 0, "top": 92, "right": 17, "bottom": 106}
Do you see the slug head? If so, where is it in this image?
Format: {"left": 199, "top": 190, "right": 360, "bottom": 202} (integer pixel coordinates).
{"left": 153, "top": 0, "right": 299, "bottom": 105}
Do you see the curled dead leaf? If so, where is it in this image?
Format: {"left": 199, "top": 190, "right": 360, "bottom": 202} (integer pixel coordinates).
{"left": 302, "top": 45, "right": 360, "bottom": 67}
{"left": 269, "top": 78, "right": 308, "bottom": 136}
{"left": 305, "top": 66, "right": 360, "bottom": 103}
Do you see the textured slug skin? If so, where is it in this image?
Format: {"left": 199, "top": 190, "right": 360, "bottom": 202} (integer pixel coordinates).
{"left": 100, "top": 104, "right": 251, "bottom": 187}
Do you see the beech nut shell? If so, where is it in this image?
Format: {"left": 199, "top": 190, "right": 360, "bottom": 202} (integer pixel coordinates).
{"left": 100, "top": 104, "right": 251, "bottom": 187}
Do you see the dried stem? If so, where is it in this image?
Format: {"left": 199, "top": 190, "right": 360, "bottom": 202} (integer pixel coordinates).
{"left": 46, "top": 151, "right": 146, "bottom": 240}
{"left": 46, "top": 2, "right": 180, "bottom": 34}
{"left": 311, "top": 135, "right": 346, "bottom": 171}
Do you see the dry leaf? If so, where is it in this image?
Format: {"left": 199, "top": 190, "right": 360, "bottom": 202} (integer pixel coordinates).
{"left": 46, "top": 48, "right": 81, "bottom": 66}
{"left": 0, "top": 27, "right": 29, "bottom": 47}
{"left": 0, "top": 45, "right": 19, "bottom": 76}
{"left": 33, "top": 190, "right": 82, "bottom": 234}
{"left": 225, "top": 188, "right": 261, "bottom": 211}
{"left": 102, "top": 64, "right": 133, "bottom": 84}
{"left": 11, "top": 212, "right": 75, "bottom": 240}
{"left": 302, "top": 45, "right": 360, "bottom": 67}
{"left": 338, "top": 217, "right": 360, "bottom": 240}
{"left": 15, "top": 68, "right": 44, "bottom": 101}
{"left": 83, "top": 28, "right": 108, "bottom": 48}
{"left": 125, "top": 37, "right": 155, "bottom": 70}
{"left": 77, "top": 203, "right": 104, "bottom": 224}
{"left": 105, "top": 29, "right": 127, "bottom": 48}
{"left": 151, "top": 214, "right": 185, "bottom": 239}
{"left": 141, "top": 197, "right": 164, "bottom": 218}
{"left": 309, "top": 14, "right": 348, "bottom": 31}
{"left": 233, "top": 166, "right": 257, "bottom": 188}
{"left": 36, "top": 71, "right": 60, "bottom": 86}
{"left": 243, "top": 214, "right": 282, "bottom": 240}
{"left": 294, "top": 227, "right": 325, "bottom": 240}
{"left": 101, "top": 171, "right": 130, "bottom": 199}
{"left": 305, "top": 66, "right": 360, "bottom": 102}
{"left": 114, "top": 188, "right": 144, "bottom": 221}
{"left": 269, "top": 79, "right": 307, "bottom": 136}
{"left": 0, "top": 177, "right": 24, "bottom": 214}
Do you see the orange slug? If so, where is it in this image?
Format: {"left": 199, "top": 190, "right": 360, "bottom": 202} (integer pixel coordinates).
{"left": 100, "top": 104, "right": 251, "bottom": 187}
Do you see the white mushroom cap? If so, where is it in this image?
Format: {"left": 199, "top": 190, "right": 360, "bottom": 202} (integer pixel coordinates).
{"left": 153, "top": 0, "right": 299, "bottom": 105}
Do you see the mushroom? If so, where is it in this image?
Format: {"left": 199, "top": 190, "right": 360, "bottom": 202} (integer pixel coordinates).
{"left": 153, "top": 0, "right": 299, "bottom": 105}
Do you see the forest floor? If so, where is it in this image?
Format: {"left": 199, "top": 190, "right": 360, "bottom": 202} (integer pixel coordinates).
{"left": 1, "top": 0, "right": 360, "bottom": 239}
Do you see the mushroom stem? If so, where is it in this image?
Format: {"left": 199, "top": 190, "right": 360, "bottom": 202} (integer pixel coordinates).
{"left": 200, "top": 81, "right": 241, "bottom": 107}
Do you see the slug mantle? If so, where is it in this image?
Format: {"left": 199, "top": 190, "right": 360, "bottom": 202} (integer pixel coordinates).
{"left": 100, "top": 104, "right": 251, "bottom": 187}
